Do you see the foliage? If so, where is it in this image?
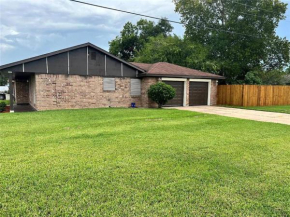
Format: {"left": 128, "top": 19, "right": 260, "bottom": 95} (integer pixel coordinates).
{"left": 244, "top": 70, "right": 288, "bottom": 85}
{"left": 1, "top": 108, "right": 290, "bottom": 216}
{"left": 0, "top": 100, "right": 9, "bottom": 104}
{"left": 174, "top": 0, "right": 290, "bottom": 83}
{"left": 0, "top": 73, "right": 8, "bottom": 86}
{"left": 109, "top": 18, "right": 173, "bottom": 61}
{"left": 148, "top": 82, "right": 176, "bottom": 108}
{"left": 244, "top": 71, "right": 263, "bottom": 85}
{"left": 134, "top": 35, "right": 220, "bottom": 74}
{"left": 0, "top": 101, "right": 6, "bottom": 112}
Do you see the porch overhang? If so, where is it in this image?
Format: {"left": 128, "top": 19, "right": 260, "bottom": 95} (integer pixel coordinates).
{"left": 8, "top": 71, "right": 36, "bottom": 113}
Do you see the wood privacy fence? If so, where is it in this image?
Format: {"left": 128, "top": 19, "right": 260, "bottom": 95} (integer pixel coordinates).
{"left": 218, "top": 85, "right": 290, "bottom": 107}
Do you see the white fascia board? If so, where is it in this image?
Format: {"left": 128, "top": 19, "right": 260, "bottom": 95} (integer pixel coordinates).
{"left": 189, "top": 79, "right": 212, "bottom": 82}
{"left": 161, "top": 77, "right": 187, "bottom": 81}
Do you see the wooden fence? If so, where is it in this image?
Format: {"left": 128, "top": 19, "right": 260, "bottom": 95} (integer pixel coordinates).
{"left": 217, "top": 85, "right": 290, "bottom": 107}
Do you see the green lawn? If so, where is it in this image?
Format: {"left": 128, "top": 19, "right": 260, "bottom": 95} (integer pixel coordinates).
{"left": 225, "top": 105, "right": 290, "bottom": 114}
{"left": 1, "top": 108, "right": 290, "bottom": 216}
{"left": 0, "top": 100, "right": 9, "bottom": 105}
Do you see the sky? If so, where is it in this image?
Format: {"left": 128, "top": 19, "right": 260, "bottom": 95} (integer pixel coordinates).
{"left": 0, "top": 0, "right": 289, "bottom": 65}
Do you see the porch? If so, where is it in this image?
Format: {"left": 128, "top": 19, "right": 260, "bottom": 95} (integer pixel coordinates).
{"left": 8, "top": 72, "right": 37, "bottom": 112}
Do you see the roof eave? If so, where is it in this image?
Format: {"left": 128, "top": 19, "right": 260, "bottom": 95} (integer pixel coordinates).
{"left": 139, "top": 73, "right": 225, "bottom": 80}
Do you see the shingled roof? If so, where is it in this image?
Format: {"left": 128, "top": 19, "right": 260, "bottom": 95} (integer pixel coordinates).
{"left": 131, "top": 62, "right": 224, "bottom": 79}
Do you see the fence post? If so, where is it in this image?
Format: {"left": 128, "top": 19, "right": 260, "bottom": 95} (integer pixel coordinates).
{"left": 242, "top": 85, "right": 245, "bottom": 107}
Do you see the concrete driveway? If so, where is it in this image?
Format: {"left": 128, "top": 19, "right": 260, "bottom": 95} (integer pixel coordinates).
{"left": 171, "top": 106, "right": 290, "bottom": 125}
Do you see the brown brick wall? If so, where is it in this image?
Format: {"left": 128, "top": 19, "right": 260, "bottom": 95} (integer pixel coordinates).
{"left": 141, "top": 77, "right": 159, "bottom": 108}
{"left": 210, "top": 80, "right": 218, "bottom": 106}
{"left": 32, "top": 74, "right": 218, "bottom": 111}
{"left": 34, "top": 74, "right": 142, "bottom": 111}
{"left": 15, "top": 80, "right": 29, "bottom": 104}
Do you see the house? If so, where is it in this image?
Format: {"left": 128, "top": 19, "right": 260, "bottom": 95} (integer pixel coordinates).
{"left": 0, "top": 43, "right": 224, "bottom": 112}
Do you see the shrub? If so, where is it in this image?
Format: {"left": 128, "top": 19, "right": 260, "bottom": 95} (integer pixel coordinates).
{"left": 148, "top": 82, "right": 176, "bottom": 108}
{"left": 0, "top": 102, "right": 6, "bottom": 112}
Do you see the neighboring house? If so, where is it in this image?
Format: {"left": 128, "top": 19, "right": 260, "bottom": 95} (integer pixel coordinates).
{"left": 0, "top": 43, "right": 224, "bottom": 112}
{"left": 0, "top": 86, "right": 8, "bottom": 93}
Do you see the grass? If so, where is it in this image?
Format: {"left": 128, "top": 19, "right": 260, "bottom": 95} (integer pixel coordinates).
{"left": 224, "top": 105, "right": 290, "bottom": 114}
{"left": 1, "top": 108, "right": 290, "bottom": 216}
{"left": 0, "top": 100, "right": 9, "bottom": 105}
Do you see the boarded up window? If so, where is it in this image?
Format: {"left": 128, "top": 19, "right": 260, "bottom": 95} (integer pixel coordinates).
{"left": 131, "top": 79, "right": 141, "bottom": 96}
{"left": 103, "top": 78, "right": 115, "bottom": 91}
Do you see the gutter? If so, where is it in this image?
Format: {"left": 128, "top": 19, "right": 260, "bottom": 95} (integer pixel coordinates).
{"left": 138, "top": 73, "right": 225, "bottom": 80}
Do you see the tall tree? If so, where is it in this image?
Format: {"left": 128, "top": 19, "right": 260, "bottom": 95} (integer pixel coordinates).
{"left": 109, "top": 18, "right": 173, "bottom": 61}
{"left": 174, "top": 0, "right": 290, "bottom": 83}
{"left": 135, "top": 35, "right": 220, "bottom": 74}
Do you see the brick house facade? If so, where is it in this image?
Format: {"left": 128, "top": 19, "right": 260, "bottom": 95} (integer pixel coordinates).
{"left": 26, "top": 74, "right": 218, "bottom": 111}
{"left": 0, "top": 43, "right": 224, "bottom": 112}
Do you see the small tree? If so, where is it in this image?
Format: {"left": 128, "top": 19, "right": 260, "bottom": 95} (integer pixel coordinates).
{"left": 148, "top": 82, "right": 176, "bottom": 108}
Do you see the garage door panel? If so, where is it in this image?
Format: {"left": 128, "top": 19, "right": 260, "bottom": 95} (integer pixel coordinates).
{"left": 189, "top": 82, "right": 208, "bottom": 106}
{"left": 163, "top": 81, "right": 184, "bottom": 106}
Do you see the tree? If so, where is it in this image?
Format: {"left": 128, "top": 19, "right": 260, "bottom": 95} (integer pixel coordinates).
{"left": 244, "top": 70, "right": 288, "bottom": 85}
{"left": 244, "top": 71, "right": 263, "bottom": 85}
{"left": 0, "top": 73, "right": 8, "bottom": 86}
{"left": 174, "top": 0, "right": 290, "bottom": 83}
{"left": 148, "top": 82, "right": 176, "bottom": 108}
{"left": 135, "top": 34, "right": 220, "bottom": 74}
{"left": 109, "top": 18, "right": 173, "bottom": 61}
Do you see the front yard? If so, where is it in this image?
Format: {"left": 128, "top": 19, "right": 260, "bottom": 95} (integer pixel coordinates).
{"left": 1, "top": 108, "right": 290, "bottom": 216}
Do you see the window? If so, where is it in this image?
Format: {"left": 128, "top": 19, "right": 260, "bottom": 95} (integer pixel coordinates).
{"left": 131, "top": 79, "right": 141, "bottom": 96}
{"left": 103, "top": 78, "right": 115, "bottom": 91}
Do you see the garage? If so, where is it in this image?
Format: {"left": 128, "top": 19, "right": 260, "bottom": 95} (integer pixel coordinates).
{"left": 163, "top": 81, "right": 184, "bottom": 106}
{"left": 189, "top": 82, "right": 209, "bottom": 106}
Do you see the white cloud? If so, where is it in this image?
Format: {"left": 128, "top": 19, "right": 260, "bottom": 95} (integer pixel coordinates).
{"left": 0, "top": 1, "right": 176, "bottom": 43}
{"left": 0, "top": 25, "right": 19, "bottom": 41}
{"left": 0, "top": 0, "right": 180, "bottom": 64}
{"left": 0, "top": 43, "right": 15, "bottom": 52}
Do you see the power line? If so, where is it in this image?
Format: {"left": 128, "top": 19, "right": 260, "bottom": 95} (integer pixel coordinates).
{"left": 70, "top": 0, "right": 263, "bottom": 38}
{"left": 70, "top": 0, "right": 182, "bottom": 24}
